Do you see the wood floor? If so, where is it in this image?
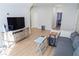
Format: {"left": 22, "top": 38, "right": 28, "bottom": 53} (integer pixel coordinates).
{"left": 7, "top": 28, "right": 54, "bottom": 56}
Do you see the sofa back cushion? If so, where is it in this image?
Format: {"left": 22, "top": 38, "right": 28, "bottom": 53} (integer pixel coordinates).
{"left": 71, "top": 32, "right": 79, "bottom": 41}
{"left": 73, "top": 47, "right": 79, "bottom": 56}
{"left": 73, "top": 36, "right": 79, "bottom": 50}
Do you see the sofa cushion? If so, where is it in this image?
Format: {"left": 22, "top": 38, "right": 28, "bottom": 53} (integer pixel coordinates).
{"left": 54, "top": 37, "right": 73, "bottom": 56}
{"left": 60, "top": 30, "right": 73, "bottom": 38}
{"left": 73, "top": 47, "right": 79, "bottom": 56}
{"left": 73, "top": 36, "right": 79, "bottom": 50}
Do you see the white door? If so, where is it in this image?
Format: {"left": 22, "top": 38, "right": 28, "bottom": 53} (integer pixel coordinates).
{"left": 31, "top": 8, "right": 38, "bottom": 28}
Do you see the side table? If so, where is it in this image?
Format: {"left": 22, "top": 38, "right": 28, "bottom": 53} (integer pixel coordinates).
{"left": 48, "top": 30, "right": 60, "bottom": 46}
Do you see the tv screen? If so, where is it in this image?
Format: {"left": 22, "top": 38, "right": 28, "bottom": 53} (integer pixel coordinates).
{"left": 7, "top": 17, "right": 25, "bottom": 31}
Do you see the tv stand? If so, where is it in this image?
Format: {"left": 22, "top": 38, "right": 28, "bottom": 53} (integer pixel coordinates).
{"left": 6, "top": 27, "right": 29, "bottom": 42}
{"left": 13, "top": 30, "right": 24, "bottom": 34}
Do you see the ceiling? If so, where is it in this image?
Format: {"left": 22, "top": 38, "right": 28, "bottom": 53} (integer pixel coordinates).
{"left": 32, "top": 3, "right": 79, "bottom": 8}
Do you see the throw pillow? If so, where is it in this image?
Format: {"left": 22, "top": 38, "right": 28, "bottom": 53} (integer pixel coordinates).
{"left": 73, "top": 47, "right": 79, "bottom": 56}
{"left": 73, "top": 36, "right": 79, "bottom": 50}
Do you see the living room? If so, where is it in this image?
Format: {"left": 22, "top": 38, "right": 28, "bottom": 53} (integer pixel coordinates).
{"left": 0, "top": 3, "right": 79, "bottom": 56}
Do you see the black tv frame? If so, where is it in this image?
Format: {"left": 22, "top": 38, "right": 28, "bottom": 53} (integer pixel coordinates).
{"left": 7, "top": 17, "right": 25, "bottom": 31}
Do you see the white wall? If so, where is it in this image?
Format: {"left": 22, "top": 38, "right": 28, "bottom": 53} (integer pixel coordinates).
{"left": 31, "top": 4, "right": 78, "bottom": 31}
{"left": 0, "top": 3, "right": 32, "bottom": 32}
{"left": 31, "top": 6, "right": 53, "bottom": 30}
{"left": 52, "top": 4, "right": 78, "bottom": 31}
{"left": 60, "top": 4, "right": 78, "bottom": 31}
{"left": 76, "top": 9, "right": 79, "bottom": 33}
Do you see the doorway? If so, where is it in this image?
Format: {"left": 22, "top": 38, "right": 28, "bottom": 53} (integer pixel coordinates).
{"left": 56, "top": 12, "right": 62, "bottom": 30}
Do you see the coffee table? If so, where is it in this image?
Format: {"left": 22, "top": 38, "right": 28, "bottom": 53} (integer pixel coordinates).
{"left": 34, "top": 36, "right": 48, "bottom": 55}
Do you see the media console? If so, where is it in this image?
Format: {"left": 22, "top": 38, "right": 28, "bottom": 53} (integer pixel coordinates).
{"left": 6, "top": 27, "right": 29, "bottom": 43}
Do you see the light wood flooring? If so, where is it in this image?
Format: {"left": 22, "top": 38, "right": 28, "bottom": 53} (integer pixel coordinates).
{"left": 7, "top": 28, "right": 54, "bottom": 56}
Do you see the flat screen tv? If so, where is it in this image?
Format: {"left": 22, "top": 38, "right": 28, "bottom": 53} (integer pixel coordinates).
{"left": 7, "top": 17, "right": 25, "bottom": 31}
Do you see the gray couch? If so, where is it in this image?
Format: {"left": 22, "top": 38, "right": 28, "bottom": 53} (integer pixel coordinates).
{"left": 54, "top": 37, "right": 73, "bottom": 56}
{"left": 53, "top": 32, "right": 79, "bottom": 56}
